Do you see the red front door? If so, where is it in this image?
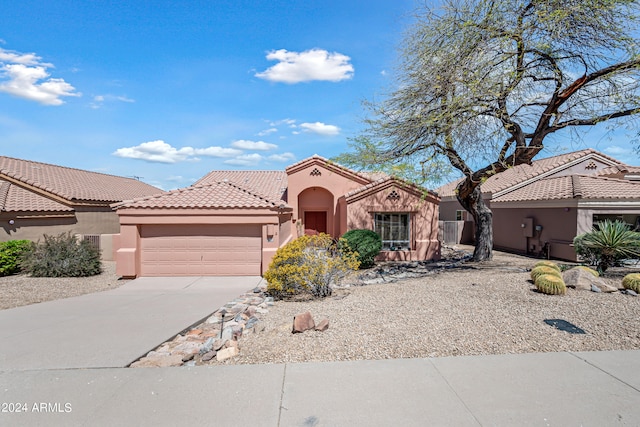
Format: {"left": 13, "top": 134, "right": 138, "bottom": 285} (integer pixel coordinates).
{"left": 304, "top": 211, "right": 327, "bottom": 235}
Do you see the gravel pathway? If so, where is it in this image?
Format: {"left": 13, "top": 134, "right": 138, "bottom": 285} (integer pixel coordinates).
{"left": 0, "top": 261, "right": 127, "bottom": 310}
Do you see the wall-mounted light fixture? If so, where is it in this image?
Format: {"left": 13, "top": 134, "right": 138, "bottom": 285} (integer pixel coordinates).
{"left": 8, "top": 219, "right": 14, "bottom": 225}
{"left": 520, "top": 223, "right": 526, "bottom": 228}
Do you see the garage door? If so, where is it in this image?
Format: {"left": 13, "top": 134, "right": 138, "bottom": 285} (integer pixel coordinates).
{"left": 139, "top": 224, "right": 262, "bottom": 276}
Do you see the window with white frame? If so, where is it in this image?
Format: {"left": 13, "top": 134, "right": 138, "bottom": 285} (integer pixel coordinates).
{"left": 374, "top": 213, "right": 410, "bottom": 250}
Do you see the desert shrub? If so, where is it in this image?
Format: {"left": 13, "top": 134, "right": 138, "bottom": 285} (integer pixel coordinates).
{"left": 622, "top": 273, "right": 640, "bottom": 293}
{"left": 574, "top": 220, "right": 640, "bottom": 273}
{"left": 0, "top": 240, "right": 33, "bottom": 276}
{"left": 264, "top": 233, "right": 360, "bottom": 298}
{"left": 21, "top": 232, "right": 102, "bottom": 277}
{"left": 534, "top": 274, "right": 566, "bottom": 295}
{"left": 340, "top": 229, "right": 382, "bottom": 268}
{"left": 533, "top": 260, "right": 561, "bottom": 272}
{"left": 530, "top": 265, "right": 562, "bottom": 282}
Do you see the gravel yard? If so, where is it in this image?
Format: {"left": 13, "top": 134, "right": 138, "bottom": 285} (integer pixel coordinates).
{"left": 0, "top": 261, "right": 127, "bottom": 310}
{"left": 1, "top": 251, "right": 638, "bottom": 365}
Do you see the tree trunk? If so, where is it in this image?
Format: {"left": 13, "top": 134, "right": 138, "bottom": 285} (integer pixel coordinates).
{"left": 457, "top": 185, "right": 493, "bottom": 261}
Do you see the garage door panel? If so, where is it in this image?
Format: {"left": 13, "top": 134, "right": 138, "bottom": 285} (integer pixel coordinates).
{"left": 140, "top": 225, "right": 261, "bottom": 276}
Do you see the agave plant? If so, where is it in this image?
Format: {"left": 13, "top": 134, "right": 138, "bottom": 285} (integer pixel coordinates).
{"left": 573, "top": 220, "right": 640, "bottom": 273}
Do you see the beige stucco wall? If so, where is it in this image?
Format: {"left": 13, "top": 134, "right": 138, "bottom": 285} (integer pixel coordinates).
{"left": 492, "top": 206, "right": 578, "bottom": 261}
{"left": 346, "top": 185, "right": 441, "bottom": 261}
{"left": 0, "top": 206, "right": 119, "bottom": 243}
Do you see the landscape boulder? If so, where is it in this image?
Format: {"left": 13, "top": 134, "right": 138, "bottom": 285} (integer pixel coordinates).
{"left": 563, "top": 268, "right": 618, "bottom": 293}
{"left": 292, "top": 311, "right": 316, "bottom": 333}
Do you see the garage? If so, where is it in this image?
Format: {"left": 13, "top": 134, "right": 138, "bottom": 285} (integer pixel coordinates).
{"left": 139, "top": 224, "right": 262, "bottom": 276}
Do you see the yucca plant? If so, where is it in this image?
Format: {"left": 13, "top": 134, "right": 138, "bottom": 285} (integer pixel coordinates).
{"left": 574, "top": 220, "right": 640, "bottom": 273}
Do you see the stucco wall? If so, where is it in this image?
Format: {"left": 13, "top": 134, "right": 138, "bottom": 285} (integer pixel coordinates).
{"left": 0, "top": 207, "right": 119, "bottom": 243}
{"left": 492, "top": 207, "right": 578, "bottom": 261}
{"left": 346, "top": 185, "right": 441, "bottom": 261}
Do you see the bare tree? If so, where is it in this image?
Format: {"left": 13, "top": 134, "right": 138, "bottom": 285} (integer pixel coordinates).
{"left": 345, "top": 0, "right": 640, "bottom": 261}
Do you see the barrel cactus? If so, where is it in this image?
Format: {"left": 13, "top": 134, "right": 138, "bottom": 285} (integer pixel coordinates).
{"left": 530, "top": 265, "right": 562, "bottom": 281}
{"left": 535, "top": 274, "right": 567, "bottom": 295}
{"left": 622, "top": 273, "right": 640, "bottom": 293}
{"left": 534, "top": 260, "right": 561, "bottom": 272}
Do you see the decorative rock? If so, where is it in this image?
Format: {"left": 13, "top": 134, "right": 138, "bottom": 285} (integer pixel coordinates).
{"left": 220, "top": 326, "right": 234, "bottom": 341}
{"left": 563, "top": 268, "right": 613, "bottom": 292}
{"left": 591, "top": 284, "right": 602, "bottom": 293}
{"left": 623, "top": 289, "right": 638, "bottom": 296}
{"left": 264, "top": 297, "right": 275, "bottom": 306}
{"left": 213, "top": 339, "right": 226, "bottom": 351}
{"left": 216, "top": 346, "right": 239, "bottom": 362}
{"left": 199, "top": 337, "right": 215, "bottom": 354}
{"left": 181, "top": 353, "right": 195, "bottom": 362}
{"left": 315, "top": 318, "right": 329, "bottom": 332}
{"left": 201, "top": 351, "right": 216, "bottom": 362}
{"left": 245, "top": 317, "right": 259, "bottom": 329}
{"left": 171, "top": 341, "right": 201, "bottom": 355}
{"left": 186, "top": 329, "right": 202, "bottom": 336}
{"left": 292, "top": 311, "right": 316, "bottom": 333}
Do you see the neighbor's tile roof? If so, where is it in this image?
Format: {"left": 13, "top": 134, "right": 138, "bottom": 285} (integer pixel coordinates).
{"left": 195, "top": 170, "right": 288, "bottom": 202}
{"left": 0, "top": 156, "right": 162, "bottom": 203}
{"left": 436, "top": 148, "right": 623, "bottom": 198}
{"left": 492, "top": 175, "right": 640, "bottom": 203}
{"left": 115, "top": 181, "right": 286, "bottom": 209}
{"left": 0, "top": 180, "right": 73, "bottom": 212}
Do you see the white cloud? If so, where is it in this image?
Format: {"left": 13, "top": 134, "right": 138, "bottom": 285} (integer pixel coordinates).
{"left": 603, "top": 145, "right": 633, "bottom": 156}
{"left": 268, "top": 152, "right": 296, "bottom": 162}
{"left": 299, "top": 122, "right": 340, "bottom": 136}
{"left": 0, "top": 47, "right": 80, "bottom": 105}
{"left": 224, "top": 153, "right": 264, "bottom": 166}
{"left": 90, "top": 94, "right": 135, "bottom": 109}
{"left": 112, "top": 140, "right": 242, "bottom": 163}
{"left": 257, "top": 128, "right": 277, "bottom": 136}
{"left": 269, "top": 118, "right": 296, "bottom": 127}
{"left": 230, "top": 139, "right": 278, "bottom": 151}
{"left": 255, "top": 49, "right": 354, "bottom": 84}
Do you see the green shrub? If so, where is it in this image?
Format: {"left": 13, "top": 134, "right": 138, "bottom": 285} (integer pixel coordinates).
{"left": 21, "top": 233, "right": 102, "bottom": 277}
{"left": 530, "top": 265, "right": 562, "bottom": 282}
{"left": 622, "top": 273, "right": 640, "bottom": 293}
{"left": 574, "top": 220, "right": 640, "bottom": 273}
{"left": 264, "top": 233, "right": 360, "bottom": 298}
{"left": 340, "top": 229, "right": 382, "bottom": 268}
{"left": 0, "top": 240, "right": 33, "bottom": 276}
{"left": 534, "top": 274, "right": 567, "bottom": 295}
{"left": 533, "top": 260, "right": 561, "bottom": 272}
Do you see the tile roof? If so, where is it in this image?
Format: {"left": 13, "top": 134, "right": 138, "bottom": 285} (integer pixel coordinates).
{"left": 0, "top": 180, "right": 73, "bottom": 212}
{"left": 344, "top": 176, "right": 438, "bottom": 201}
{"left": 115, "top": 181, "right": 287, "bottom": 209}
{"left": 285, "top": 154, "right": 373, "bottom": 184}
{"left": 436, "top": 149, "right": 623, "bottom": 198}
{"left": 194, "top": 170, "right": 288, "bottom": 202}
{"left": 492, "top": 175, "right": 640, "bottom": 203}
{"left": 0, "top": 156, "right": 162, "bottom": 203}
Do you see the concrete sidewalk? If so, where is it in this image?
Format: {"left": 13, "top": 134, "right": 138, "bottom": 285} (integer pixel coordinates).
{"left": 0, "top": 276, "right": 262, "bottom": 370}
{"left": 1, "top": 350, "right": 639, "bottom": 426}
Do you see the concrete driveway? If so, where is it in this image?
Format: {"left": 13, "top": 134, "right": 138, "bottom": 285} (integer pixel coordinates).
{"left": 0, "top": 276, "right": 261, "bottom": 371}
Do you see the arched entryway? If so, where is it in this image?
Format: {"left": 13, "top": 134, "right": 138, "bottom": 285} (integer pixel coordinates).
{"left": 298, "top": 187, "right": 334, "bottom": 236}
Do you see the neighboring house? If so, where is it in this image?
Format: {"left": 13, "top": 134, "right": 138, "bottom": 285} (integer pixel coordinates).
{"left": 0, "top": 156, "right": 162, "bottom": 258}
{"left": 437, "top": 149, "right": 640, "bottom": 260}
{"left": 114, "top": 155, "right": 441, "bottom": 277}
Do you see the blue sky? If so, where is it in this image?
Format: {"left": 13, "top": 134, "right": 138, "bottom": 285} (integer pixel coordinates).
{"left": 1, "top": 0, "right": 639, "bottom": 191}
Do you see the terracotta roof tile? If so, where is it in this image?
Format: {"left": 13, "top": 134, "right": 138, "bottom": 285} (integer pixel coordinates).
{"left": 492, "top": 175, "right": 640, "bottom": 203}
{"left": 115, "top": 181, "right": 287, "bottom": 209}
{"left": 0, "top": 180, "right": 73, "bottom": 212}
{"left": 285, "top": 154, "right": 373, "bottom": 183}
{"left": 0, "top": 156, "right": 162, "bottom": 203}
{"left": 436, "top": 149, "right": 623, "bottom": 198}
{"left": 195, "top": 170, "right": 287, "bottom": 202}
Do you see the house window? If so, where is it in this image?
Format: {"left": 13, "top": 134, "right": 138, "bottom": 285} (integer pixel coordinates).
{"left": 374, "top": 213, "right": 410, "bottom": 250}
{"left": 456, "top": 210, "right": 465, "bottom": 221}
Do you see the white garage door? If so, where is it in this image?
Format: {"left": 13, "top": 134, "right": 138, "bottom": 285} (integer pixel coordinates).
{"left": 140, "top": 224, "right": 262, "bottom": 276}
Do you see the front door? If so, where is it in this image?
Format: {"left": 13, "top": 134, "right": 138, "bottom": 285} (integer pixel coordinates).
{"left": 304, "top": 211, "right": 327, "bottom": 235}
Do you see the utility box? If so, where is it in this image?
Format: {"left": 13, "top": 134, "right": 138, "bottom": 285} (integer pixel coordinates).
{"left": 522, "top": 218, "right": 534, "bottom": 237}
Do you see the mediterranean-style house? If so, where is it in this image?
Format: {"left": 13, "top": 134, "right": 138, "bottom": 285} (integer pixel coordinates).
{"left": 0, "top": 156, "right": 162, "bottom": 257}
{"left": 113, "top": 155, "right": 441, "bottom": 277}
{"left": 437, "top": 149, "right": 640, "bottom": 261}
